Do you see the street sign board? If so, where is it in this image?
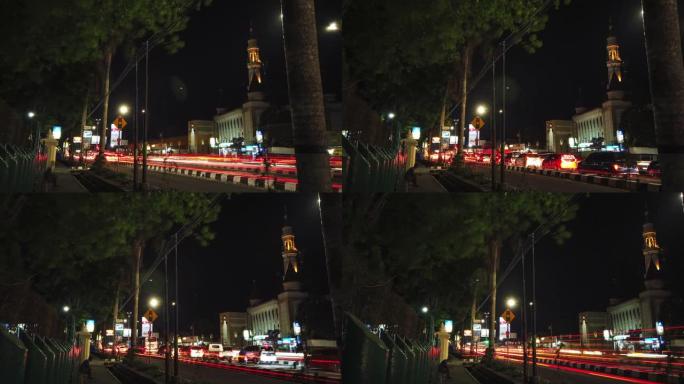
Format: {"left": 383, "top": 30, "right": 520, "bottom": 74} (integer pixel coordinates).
{"left": 144, "top": 309, "right": 158, "bottom": 323}
{"left": 115, "top": 323, "right": 124, "bottom": 331}
{"left": 502, "top": 309, "right": 515, "bottom": 323}
{"left": 114, "top": 116, "right": 127, "bottom": 129}
{"left": 464, "top": 329, "right": 472, "bottom": 337}
{"left": 471, "top": 117, "right": 485, "bottom": 130}
{"left": 83, "top": 131, "right": 93, "bottom": 138}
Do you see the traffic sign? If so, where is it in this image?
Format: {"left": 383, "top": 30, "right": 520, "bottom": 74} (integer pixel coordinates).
{"left": 471, "top": 117, "right": 485, "bottom": 130}
{"left": 502, "top": 308, "right": 515, "bottom": 323}
{"left": 144, "top": 309, "right": 158, "bottom": 323}
{"left": 114, "top": 116, "right": 127, "bottom": 129}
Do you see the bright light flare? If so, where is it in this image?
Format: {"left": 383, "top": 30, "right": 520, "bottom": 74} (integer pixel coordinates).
{"left": 506, "top": 298, "right": 517, "bottom": 308}
{"left": 149, "top": 297, "right": 160, "bottom": 309}
{"left": 325, "top": 21, "right": 340, "bottom": 32}
{"left": 119, "top": 104, "right": 129, "bottom": 115}
{"left": 476, "top": 105, "right": 488, "bottom": 116}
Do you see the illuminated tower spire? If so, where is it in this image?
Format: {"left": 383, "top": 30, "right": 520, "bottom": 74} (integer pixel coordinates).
{"left": 281, "top": 207, "right": 300, "bottom": 277}
{"left": 606, "top": 18, "right": 624, "bottom": 90}
{"left": 642, "top": 210, "right": 663, "bottom": 279}
{"left": 247, "top": 23, "right": 264, "bottom": 94}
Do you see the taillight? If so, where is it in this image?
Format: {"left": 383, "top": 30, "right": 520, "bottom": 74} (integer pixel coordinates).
{"left": 613, "top": 164, "right": 620, "bottom": 171}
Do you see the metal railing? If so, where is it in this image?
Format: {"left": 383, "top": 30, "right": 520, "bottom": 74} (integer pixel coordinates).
{"left": 341, "top": 313, "right": 438, "bottom": 384}
{"left": 0, "top": 326, "right": 79, "bottom": 384}
{"left": 0, "top": 144, "right": 45, "bottom": 193}
{"left": 343, "top": 136, "right": 406, "bottom": 192}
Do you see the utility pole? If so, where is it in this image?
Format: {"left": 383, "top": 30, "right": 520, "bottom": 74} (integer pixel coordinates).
{"left": 522, "top": 245, "right": 529, "bottom": 383}
{"left": 491, "top": 56, "right": 497, "bottom": 190}
{"left": 142, "top": 40, "right": 150, "bottom": 190}
{"left": 134, "top": 58, "right": 139, "bottom": 191}
{"left": 173, "top": 232, "right": 179, "bottom": 382}
{"left": 164, "top": 251, "right": 170, "bottom": 384}
{"left": 532, "top": 232, "right": 538, "bottom": 381}
{"left": 500, "top": 40, "right": 507, "bottom": 189}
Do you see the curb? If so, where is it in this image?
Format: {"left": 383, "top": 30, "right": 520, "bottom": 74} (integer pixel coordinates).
{"left": 536, "top": 357, "right": 683, "bottom": 383}
{"left": 474, "top": 164, "right": 662, "bottom": 192}
{"left": 115, "top": 163, "right": 343, "bottom": 192}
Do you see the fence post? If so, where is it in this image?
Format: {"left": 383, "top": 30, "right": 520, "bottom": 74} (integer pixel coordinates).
{"left": 0, "top": 327, "right": 28, "bottom": 384}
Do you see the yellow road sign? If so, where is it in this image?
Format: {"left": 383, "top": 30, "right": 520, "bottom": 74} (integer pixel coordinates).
{"left": 471, "top": 117, "right": 485, "bottom": 130}
{"left": 114, "top": 116, "right": 127, "bottom": 129}
{"left": 144, "top": 309, "right": 158, "bottom": 322}
{"left": 502, "top": 308, "right": 515, "bottom": 323}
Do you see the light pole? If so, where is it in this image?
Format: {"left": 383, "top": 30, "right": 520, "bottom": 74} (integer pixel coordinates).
{"left": 117, "top": 104, "right": 129, "bottom": 148}
{"left": 475, "top": 105, "right": 487, "bottom": 149}
{"left": 531, "top": 232, "right": 538, "bottom": 382}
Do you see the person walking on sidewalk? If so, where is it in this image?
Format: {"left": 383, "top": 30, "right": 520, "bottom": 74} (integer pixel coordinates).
{"left": 405, "top": 166, "right": 419, "bottom": 187}
{"left": 78, "top": 356, "right": 93, "bottom": 384}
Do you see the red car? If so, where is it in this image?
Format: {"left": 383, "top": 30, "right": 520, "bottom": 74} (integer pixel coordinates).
{"left": 542, "top": 154, "right": 579, "bottom": 171}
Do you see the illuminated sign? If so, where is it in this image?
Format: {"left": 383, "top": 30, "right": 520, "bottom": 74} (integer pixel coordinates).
{"left": 123, "top": 329, "right": 132, "bottom": 337}
{"left": 450, "top": 136, "right": 458, "bottom": 145}
{"left": 616, "top": 130, "right": 625, "bottom": 144}
{"left": 52, "top": 126, "right": 62, "bottom": 140}
{"left": 86, "top": 320, "right": 95, "bottom": 333}
{"left": 480, "top": 329, "right": 489, "bottom": 338}
{"left": 656, "top": 321, "right": 664, "bottom": 336}
{"left": 73, "top": 137, "right": 82, "bottom": 143}
{"left": 91, "top": 136, "right": 100, "bottom": 145}
{"left": 115, "top": 323, "right": 124, "bottom": 331}
{"left": 442, "top": 131, "right": 451, "bottom": 139}
{"left": 83, "top": 131, "right": 93, "bottom": 138}
{"left": 105, "top": 329, "right": 114, "bottom": 336}
{"left": 473, "top": 323, "right": 482, "bottom": 331}
{"left": 293, "top": 322, "right": 302, "bottom": 336}
{"left": 256, "top": 130, "right": 264, "bottom": 144}
{"left": 444, "top": 320, "right": 453, "bottom": 333}
{"left": 463, "top": 329, "right": 472, "bottom": 337}
{"left": 411, "top": 127, "right": 421, "bottom": 141}
{"left": 432, "top": 137, "right": 441, "bottom": 144}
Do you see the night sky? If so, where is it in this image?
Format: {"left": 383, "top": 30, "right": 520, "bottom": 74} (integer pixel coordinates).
{"left": 498, "top": 193, "right": 684, "bottom": 337}
{"left": 469, "top": 0, "right": 684, "bottom": 145}
{"left": 106, "top": 0, "right": 341, "bottom": 141}
{"left": 135, "top": 194, "right": 328, "bottom": 337}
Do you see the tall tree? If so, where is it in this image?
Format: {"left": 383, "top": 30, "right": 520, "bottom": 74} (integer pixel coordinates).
{"left": 641, "top": 0, "right": 684, "bottom": 190}
{"left": 281, "top": 0, "right": 332, "bottom": 192}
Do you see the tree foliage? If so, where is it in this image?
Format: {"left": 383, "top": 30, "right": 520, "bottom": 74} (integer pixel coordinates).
{"left": 344, "top": 0, "right": 570, "bottom": 132}
{"left": 0, "top": 193, "right": 218, "bottom": 326}
{"left": 343, "top": 193, "right": 576, "bottom": 332}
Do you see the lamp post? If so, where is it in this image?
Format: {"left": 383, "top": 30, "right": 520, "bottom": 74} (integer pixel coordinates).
{"left": 505, "top": 298, "right": 516, "bottom": 365}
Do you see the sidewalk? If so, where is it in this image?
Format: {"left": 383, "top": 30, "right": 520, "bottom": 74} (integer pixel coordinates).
{"left": 446, "top": 359, "right": 479, "bottom": 384}
{"left": 407, "top": 164, "right": 448, "bottom": 192}
{"left": 48, "top": 163, "right": 87, "bottom": 193}
{"left": 89, "top": 357, "right": 121, "bottom": 384}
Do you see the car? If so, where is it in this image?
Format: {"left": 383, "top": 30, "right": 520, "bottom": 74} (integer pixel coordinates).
{"left": 158, "top": 345, "right": 177, "bottom": 357}
{"left": 238, "top": 346, "right": 262, "bottom": 364}
{"left": 647, "top": 160, "right": 661, "bottom": 178}
{"left": 541, "top": 154, "right": 579, "bottom": 171}
{"left": 259, "top": 347, "right": 277, "bottom": 364}
{"left": 632, "top": 154, "right": 658, "bottom": 174}
{"left": 514, "top": 153, "right": 544, "bottom": 168}
{"left": 114, "top": 344, "right": 129, "bottom": 355}
{"left": 577, "top": 152, "right": 639, "bottom": 177}
{"left": 189, "top": 346, "right": 205, "bottom": 359}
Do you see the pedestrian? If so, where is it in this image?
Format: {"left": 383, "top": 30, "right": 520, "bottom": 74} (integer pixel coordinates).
{"left": 78, "top": 355, "right": 93, "bottom": 384}
{"left": 437, "top": 359, "right": 451, "bottom": 383}
{"left": 405, "top": 166, "right": 419, "bottom": 187}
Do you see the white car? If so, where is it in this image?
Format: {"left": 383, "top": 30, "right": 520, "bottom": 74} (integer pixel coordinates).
{"left": 190, "top": 346, "right": 205, "bottom": 358}
{"left": 259, "top": 349, "right": 277, "bottom": 364}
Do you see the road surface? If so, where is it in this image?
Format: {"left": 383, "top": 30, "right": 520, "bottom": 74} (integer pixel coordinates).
{"left": 138, "top": 356, "right": 299, "bottom": 384}
{"left": 467, "top": 165, "right": 627, "bottom": 193}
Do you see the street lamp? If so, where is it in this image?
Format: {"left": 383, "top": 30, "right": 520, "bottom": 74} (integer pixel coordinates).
{"left": 28, "top": 111, "right": 36, "bottom": 119}
{"left": 149, "top": 297, "right": 160, "bottom": 309}
{"left": 476, "top": 105, "right": 488, "bottom": 116}
{"left": 325, "top": 21, "right": 340, "bottom": 32}
{"left": 388, "top": 112, "right": 396, "bottom": 120}
{"left": 119, "top": 104, "right": 130, "bottom": 116}
{"left": 63, "top": 305, "right": 70, "bottom": 313}
{"left": 506, "top": 298, "right": 517, "bottom": 309}
{"left": 421, "top": 306, "right": 429, "bottom": 314}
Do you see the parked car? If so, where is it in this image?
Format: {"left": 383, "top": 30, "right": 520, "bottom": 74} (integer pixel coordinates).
{"left": 577, "top": 152, "right": 639, "bottom": 176}
{"left": 238, "top": 345, "right": 262, "bottom": 364}
{"left": 206, "top": 343, "right": 233, "bottom": 360}
{"left": 541, "top": 154, "right": 579, "bottom": 171}
{"left": 647, "top": 160, "right": 661, "bottom": 178}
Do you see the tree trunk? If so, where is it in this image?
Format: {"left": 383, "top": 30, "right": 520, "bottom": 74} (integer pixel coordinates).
{"left": 99, "top": 49, "right": 113, "bottom": 158}
{"left": 488, "top": 239, "right": 500, "bottom": 354}
{"left": 131, "top": 240, "right": 143, "bottom": 347}
{"left": 470, "top": 283, "right": 478, "bottom": 355}
{"left": 281, "top": 0, "right": 333, "bottom": 192}
{"left": 81, "top": 89, "right": 90, "bottom": 160}
{"left": 112, "top": 271, "right": 122, "bottom": 347}
{"left": 319, "top": 193, "right": 342, "bottom": 338}
{"left": 455, "top": 45, "right": 472, "bottom": 167}
{"left": 642, "top": 0, "right": 684, "bottom": 190}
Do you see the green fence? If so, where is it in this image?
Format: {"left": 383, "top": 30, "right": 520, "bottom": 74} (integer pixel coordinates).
{"left": 342, "top": 313, "right": 439, "bottom": 384}
{"left": 0, "top": 144, "right": 44, "bottom": 193}
{"left": 0, "top": 327, "right": 77, "bottom": 384}
{"left": 343, "top": 136, "right": 406, "bottom": 192}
